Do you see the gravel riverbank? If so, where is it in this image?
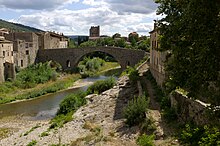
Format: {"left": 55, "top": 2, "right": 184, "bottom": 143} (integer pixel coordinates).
{"left": 0, "top": 76, "right": 139, "bottom": 146}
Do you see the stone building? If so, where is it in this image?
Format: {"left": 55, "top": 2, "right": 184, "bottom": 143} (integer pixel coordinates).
{"left": 0, "top": 30, "right": 15, "bottom": 82}
{"left": 89, "top": 26, "right": 100, "bottom": 37}
{"left": 37, "top": 32, "right": 68, "bottom": 50}
{"left": 5, "top": 32, "right": 39, "bottom": 69}
{"left": 149, "top": 22, "right": 167, "bottom": 87}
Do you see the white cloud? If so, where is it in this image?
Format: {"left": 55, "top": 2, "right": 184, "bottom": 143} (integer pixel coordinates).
{"left": 14, "top": 6, "right": 154, "bottom": 36}
{"left": 0, "top": 0, "right": 79, "bottom": 10}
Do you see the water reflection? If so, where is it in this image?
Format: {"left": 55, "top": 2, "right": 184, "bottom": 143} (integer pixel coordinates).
{"left": 0, "top": 75, "right": 116, "bottom": 120}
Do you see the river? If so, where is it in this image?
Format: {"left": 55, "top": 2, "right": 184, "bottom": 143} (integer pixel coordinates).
{"left": 0, "top": 68, "right": 120, "bottom": 121}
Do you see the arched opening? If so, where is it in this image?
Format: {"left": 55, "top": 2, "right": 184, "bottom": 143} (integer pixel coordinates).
{"left": 127, "top": 61, "right": 130, "bottom": 66}
{"left": 66, "top": 60, "right": 71, "bottom": 68}
{"left": 76, "top": 51, "right": 122, "bottom": 77}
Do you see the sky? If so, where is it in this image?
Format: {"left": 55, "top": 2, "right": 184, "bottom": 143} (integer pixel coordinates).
{"left": 0, "top": 0, "right": 161, "bottom": 37}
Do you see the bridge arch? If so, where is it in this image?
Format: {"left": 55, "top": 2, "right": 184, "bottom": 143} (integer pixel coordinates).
{"left": 37, "top": 46, "right": 146, "bottom": 71}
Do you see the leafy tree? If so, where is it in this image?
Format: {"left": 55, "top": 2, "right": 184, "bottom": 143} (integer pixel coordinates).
{"left": 138, "top": 39, "right": 150, "bottom": 51}
{"left": 112, "top": 33, "right": 121, "bottom": 39}
{"left": 79, "top": 40, "right": 97, "bottom": 47}
{"left": 115, "top": 38, "right": 126, "bottom": 48}
{"left": 156, "top": 0, "right": 220, "bottom": 103}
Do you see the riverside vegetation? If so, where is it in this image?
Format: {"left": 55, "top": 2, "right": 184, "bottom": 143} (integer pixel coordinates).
{"left": 49, "top": 77, "right": 116, "bottom": 129}
{"left": 0, "top": 57, "right": 119, "bottom": 104}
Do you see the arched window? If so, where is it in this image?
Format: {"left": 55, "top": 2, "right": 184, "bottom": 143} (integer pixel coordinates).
{"left": 66, "top": 60, "right": 71, "bottom": 68}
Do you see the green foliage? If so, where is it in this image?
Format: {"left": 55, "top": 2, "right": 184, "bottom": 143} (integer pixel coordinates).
{"left": 49, "top": 112, "right": 73, "bottom": 129}
{"left": 86, "top": 77, "right": 116, "bottom": 94}
{"left": 68, "top": 39, "right": 76, "bottom": 48}
{"left": 40, "top": 131, "right": 49, "bottom": 137}
{"left": 128, "top": 67, "right": 140, "bottom": 85}
{"left": 179, "top": 124, "right": 220, "bottom": 146}
{"left": 145, "top": 71, "right": 176, "bottom": 122}
{"left": 23, "top": 125, "right": 40, "bottom": 136}
{"left": 78, "top": 57, "right": 105, "bottom": 77}
{"left": 16, "top": 61, "right": 58, "bottom": 89}
{"left": 79, "top": 41, "right": 97, "bottom": 47}
{"left": 156, "top": 0, "right": 220, "bottom": 104}
{"left": 136, "top": 134, "right": 155, "bottom": 146}
{"left": 50, "top": 91, "right": 87, "bottom": 129}
{"left": 57, "top": 91, "right": 87, "bottom": 115}
{"left": 137, "top": 39, "right": 150, "bottom": 51}
{"left": 123, "top": 95, "right": 149, "bottom": 127}
{"left": 26, "top": 140, "right": 37, "bottom": 146}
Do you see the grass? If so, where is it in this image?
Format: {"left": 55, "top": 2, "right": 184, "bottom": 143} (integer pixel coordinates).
{"left": 0, "top": 74, "right": 80, "bottom": 104}
{"left": 0, "top": 128, "right": 13, "bottom": 140}
{"left": 26, "top": 140, "right": 37, "bottom": 146}
{"left": 23, "top": 124, "right": 40, "bottom": 136}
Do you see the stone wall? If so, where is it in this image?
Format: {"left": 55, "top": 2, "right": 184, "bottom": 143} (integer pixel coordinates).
{"left": 37, "top": 46, "right": 146, "bottom": 70}
{"left": 170, "top": 91, "right": 218, "bottom": 125}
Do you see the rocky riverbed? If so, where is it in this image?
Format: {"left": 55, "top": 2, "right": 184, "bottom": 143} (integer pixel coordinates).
{"left": 0, "top": 76, "right": 140, "bottom": 146}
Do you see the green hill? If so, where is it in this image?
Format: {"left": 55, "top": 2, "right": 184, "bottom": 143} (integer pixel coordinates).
{"left": 0, "top": 19, "right": 44, "bottom": 32}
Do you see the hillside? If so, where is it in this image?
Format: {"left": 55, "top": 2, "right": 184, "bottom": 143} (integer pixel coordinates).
{"left": 0, "top": 19, "right": 44, "bottom": 32}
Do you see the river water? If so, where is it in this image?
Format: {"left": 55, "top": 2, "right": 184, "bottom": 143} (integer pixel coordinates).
{"left": 0, "top": 73, "right": 119, "bottom": 120}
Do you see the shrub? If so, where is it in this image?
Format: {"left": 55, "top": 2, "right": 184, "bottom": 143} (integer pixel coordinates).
{"left": 49, "top": 112, "right": 73, "bottom": 129}
{"left": 56, "top": 91, "right": 87, "bottom": 115}
{"left": 123, "top": 95, "right": 149, "bottom": 127}
{"left": 86, "top": 77, "right": 116, "bottom": 94}
{"left": 26, "top": 140, "right": 37, "bottom": 146}
{"left": 179, "top": 124, "right": 220, "bottom": 146}
{"left": 136, "top": 134, "right": 155, "bottom": 146}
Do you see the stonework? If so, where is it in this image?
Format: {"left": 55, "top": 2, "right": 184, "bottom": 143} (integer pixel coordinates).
{"left": 149, "top": 23, "right": 167, "bottom": 87}
{"left": 5, "top": 32, "right": 39, "bottom": 69}
{"left": 89, "top": 26, "right": 100, "bottom": 37}
{"left": 37, "top": 46, "right": 146, "bottom": 70}
{"left": 170, "top": 91, "right": 216, "bottom": 125}
{"left": 37, "top": 32, "right": 68, "bottom": 50}
{"left": 0, "top": 35, "right": 15, "bottom": 82}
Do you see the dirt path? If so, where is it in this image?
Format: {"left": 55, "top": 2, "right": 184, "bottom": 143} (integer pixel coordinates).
{"left": 138, "top": 63, "right": 180, "bottom": 146}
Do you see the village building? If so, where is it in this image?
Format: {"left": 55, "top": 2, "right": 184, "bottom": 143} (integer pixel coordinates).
{"left": 149, "top": 22, "right": 167, "bottom": 87}
{"left": 0, "top": 29, "right": 15, "bottom": 82}
{"left": 37, "top": 32, "right": 68, "bottom": 50}
{"left": 5, "top": 32, "right": 39, "bottom": 69}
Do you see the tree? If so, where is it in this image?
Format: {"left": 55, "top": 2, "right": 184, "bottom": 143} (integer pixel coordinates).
{"left": 79, "top": 40, "right": 97, "bottom": 47}
{"left": 156, "top": 0, "right": 220, "bottom": 103}
{"left": 137, "top": 38, "right": 150, "bottom": 51}
{"left": 115, "top": 38, "right": 126, "bottom": 48}
{"left": 112, "top": 33, "right": 121, "bottom": 39}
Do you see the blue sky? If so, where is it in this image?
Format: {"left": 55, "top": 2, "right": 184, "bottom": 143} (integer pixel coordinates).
{"left": 0, "top": 0, "right": 160, "bottom": 36}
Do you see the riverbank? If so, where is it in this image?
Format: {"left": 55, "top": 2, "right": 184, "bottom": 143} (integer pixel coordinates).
{"left": 0, "top": 76, "right": 139, "bottom": 146}
{"left": 0, "top": 62, "right": 120, "bottom": 105}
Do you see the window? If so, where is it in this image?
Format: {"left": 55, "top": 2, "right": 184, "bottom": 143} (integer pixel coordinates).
{"left": 3, "top": 51, "right": 5, "bottom": 57}
{"left": 25, "top": 43, "right": 28, "bottom": 48}
{"left": 1, "top": 44, "right": 3, "bottom": 47}
{"left": 26, "top": 50, "right": 29, "bottom": 55}
{"left": 29, "top": 43, "right": 33, "bottom": 47}
{"left": 7, "top": 52, "right": 9, "bottom": 56}
{"left": 11, "top": 51, "right": 13, "bottom": 56}
{"left": 66, "top": 60, "right": 71, "bottom": 68}
{"left": 21, "top": 60, "right": 23, "bottom": 67}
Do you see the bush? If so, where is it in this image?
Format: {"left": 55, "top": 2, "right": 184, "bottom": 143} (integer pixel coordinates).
{"left": 56, "top": 91, "right": 87, "bottom": 115}
{"left": 49, "top": 112, "right": 73, "bottom": 129}
{"left": 26, "top": 140, "right": 37, "bottom": 146}
{"left": 121, "top": 67, "right": 139, "bottom": 84}
{"left": 86, "top": 77, "right": 116, "bottom": 94}
{"left": 179, "top": 124, "right": 220, "bottom": 146}
{"left": 136, "top": 134, "right": 155, "bottom": 146}
{"left": 123, "top": 95, "right": 149, "bottom": 127}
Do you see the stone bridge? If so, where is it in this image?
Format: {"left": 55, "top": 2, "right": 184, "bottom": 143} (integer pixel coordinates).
{"left": 36, "top": 46, "right": 146, "bottom": 70}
